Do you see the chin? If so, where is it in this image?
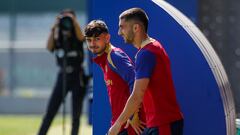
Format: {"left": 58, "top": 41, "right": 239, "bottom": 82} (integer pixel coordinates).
{"left": 92, "top": 50, "right": 101, "bottom": 55}
{"left": 124, "top": 39, "right": 129, "bottom": 43}
{"left": 91, "top": 50, "right": 98, "bottom": 54}
{"left": 125, "top": 40, "right": 132, "bottom": 44}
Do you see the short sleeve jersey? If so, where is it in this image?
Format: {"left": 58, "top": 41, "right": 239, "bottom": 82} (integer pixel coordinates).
{"left": 135, "top": 38, "right": 183, "bottom": 127}
{"left": 93, "top": 44, "right": 136, "bottom": 134}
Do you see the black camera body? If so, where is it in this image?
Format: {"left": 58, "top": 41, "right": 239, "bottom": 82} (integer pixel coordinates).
{"left": 59, "top": 16, "right": 74, "bottom": 31}
{"left": 54, "top": 16, "right": 75, "bottom": 55}
{"left": 55, "top": 15, "right": 75, "bottom": 43}
{"left": 53, "top": 16, "right": 84, "bottom": 70}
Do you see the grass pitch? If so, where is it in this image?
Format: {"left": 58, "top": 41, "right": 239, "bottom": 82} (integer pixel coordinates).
{"left": 0, "top": 114, "right": 92, "bottom": 135}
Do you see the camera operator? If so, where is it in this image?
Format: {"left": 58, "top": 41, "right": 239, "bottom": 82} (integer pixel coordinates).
{"left": 38, "top": 9, "right": 87, "bottom": 135}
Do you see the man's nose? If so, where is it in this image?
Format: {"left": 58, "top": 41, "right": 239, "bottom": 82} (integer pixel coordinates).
{"left": 89, "top": 40, "right": 96, "bottom": 45}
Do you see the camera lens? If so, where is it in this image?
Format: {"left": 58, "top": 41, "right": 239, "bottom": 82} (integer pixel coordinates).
{"left": 59, "top": 16, "right": 73, "bottom": 31}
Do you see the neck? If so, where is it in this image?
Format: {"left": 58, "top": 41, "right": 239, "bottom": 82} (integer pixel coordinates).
{"left": 133, "top": 33, "right": 148, "bottom": 49}
{"left": 97, "top": 43, "right": 111, "bottom": 56}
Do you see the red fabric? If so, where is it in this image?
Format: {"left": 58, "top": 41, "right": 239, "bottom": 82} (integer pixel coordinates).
{"left": 93, "top": 51, "right": 135, "bottom": 134}
{"left": 158, "top": 124, "right": 171, "bottom": 135}
{"left": 139, "top": 41, "right": 183, "bottom": 127}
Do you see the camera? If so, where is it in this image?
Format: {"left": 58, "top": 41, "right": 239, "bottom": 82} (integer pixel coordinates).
{"left": 59, "top": 16, "right": 74, "bottom": 31}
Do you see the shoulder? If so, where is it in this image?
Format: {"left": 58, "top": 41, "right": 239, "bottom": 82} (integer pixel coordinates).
{"left": 107, "top": 47, "right": 124, "bottom": 69}
{"left": 136, "top": 48, "right": 154, "bottom": 59}
{"left": 110, "top": 48, "right": 128, "bottom": 60}
{"left": 138, "top": 40, "right": 165, "bottom": 57}
{"left": 108, "top": 47, "right": 132, "bottom": 68}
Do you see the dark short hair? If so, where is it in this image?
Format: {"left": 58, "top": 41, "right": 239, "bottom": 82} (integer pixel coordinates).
{"left": 84, "top": 20, "right": 109, "bottom": 37}
{"left": 119, "top": 8, "right": 149, "bottom": 32}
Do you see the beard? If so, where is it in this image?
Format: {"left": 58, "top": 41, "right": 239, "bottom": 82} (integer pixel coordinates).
{"left": 123, "top": 30, "right": 134, "bottom": 44}
{"left": 89, "top": 45, "right": 107, "bottom": 55}
{"left": 125, "top": 37, "right": 133, "bottom": 44}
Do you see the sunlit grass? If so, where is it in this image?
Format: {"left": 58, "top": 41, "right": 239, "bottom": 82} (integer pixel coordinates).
{"left": 0, "top": 114, "right": 92, "bottom": 135}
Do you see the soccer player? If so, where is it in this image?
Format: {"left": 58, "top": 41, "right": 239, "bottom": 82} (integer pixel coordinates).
{"left": 108, "top": 8, "right": 184, "bottom": 135}
{"left": 84, "top": 20, "right": 145, "bottom": 135}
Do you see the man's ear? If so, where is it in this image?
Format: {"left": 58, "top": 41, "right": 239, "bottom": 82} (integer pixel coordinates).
{"left": 133, "top": 24, "right": 140, "bottom": 33}
{"left": 105, "top": 33, "right": 111, "bottom": 43}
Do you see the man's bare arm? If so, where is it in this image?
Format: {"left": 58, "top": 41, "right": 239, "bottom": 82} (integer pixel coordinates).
{"left": 46, "top": 31, "right": 55, "bottom": 52}
{"left": 108, "top": 78, "right": 149, "bottom": 135}
{"left": 72, "top": 17, "right": 85, "bottom": 41}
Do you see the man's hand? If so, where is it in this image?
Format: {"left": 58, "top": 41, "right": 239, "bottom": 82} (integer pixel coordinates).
{"left": 124, "top": 112, "right": 145, "bottom": 135}
{"left": 107, "top": 122, "right": 121, "bottom": 135}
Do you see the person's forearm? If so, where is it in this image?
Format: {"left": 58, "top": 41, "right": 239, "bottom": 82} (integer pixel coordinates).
{"left": 46, "top": 32, "right": 55, "bottom": 52}
{"left": 74, "top": 22, "right": 85, "bottom": 41}
{"left": 115, "top": 87, "right": 143, "bottom": 126}
{"left": 108, "top": 79, "right": 148, "bottom": 135}
{"left": 115, "top": 78, "right": 149, "bottom": 127}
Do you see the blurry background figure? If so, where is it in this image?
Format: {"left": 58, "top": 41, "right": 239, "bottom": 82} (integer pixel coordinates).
{"left": 37, "top": 9, "right": 88, "bottom": 135}
{"left": 0, "top": 0, "right": 92, "bottom": 135}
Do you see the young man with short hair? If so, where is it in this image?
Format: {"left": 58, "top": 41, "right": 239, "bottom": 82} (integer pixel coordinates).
{"left": 108, "top": 8, "right": 184, "bottom": 135}
{"left": 85, "top": 20, "right": 145, "bottom": 135}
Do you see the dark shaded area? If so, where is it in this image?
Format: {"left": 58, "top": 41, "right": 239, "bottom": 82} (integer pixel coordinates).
{"left": 199, "top": 0, "right": 240, "bottom": 114}
{"left": 0, "top": 0, "right": 86, "bottom": 13}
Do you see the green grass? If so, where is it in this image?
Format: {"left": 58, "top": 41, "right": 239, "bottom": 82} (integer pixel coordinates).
{"left": 0, "top": 115, "right": 39, "bottom": 135}
{"left": 0, "top": 114, "right": 91, "bottom": 135}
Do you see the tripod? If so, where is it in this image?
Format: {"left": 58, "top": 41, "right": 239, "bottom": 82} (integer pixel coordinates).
{"left": 62, "top": 35, "right": 68, "bottom": 135}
